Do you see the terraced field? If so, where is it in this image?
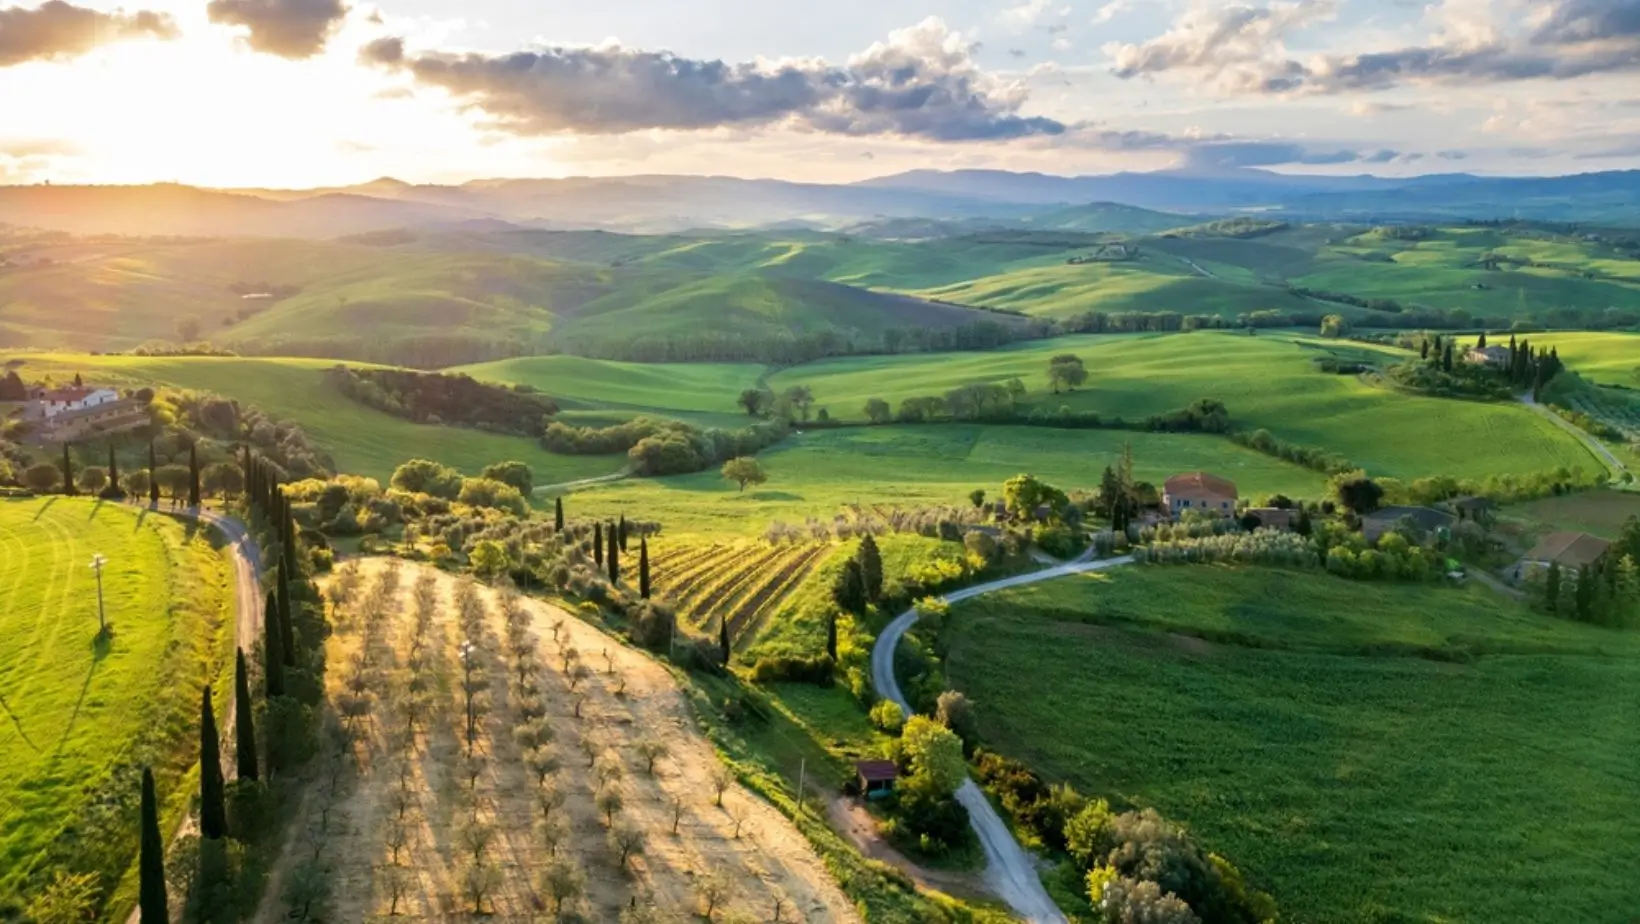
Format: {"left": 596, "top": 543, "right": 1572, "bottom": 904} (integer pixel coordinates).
{"left": 648, "top": 541, "right": 829, "bottom": 648}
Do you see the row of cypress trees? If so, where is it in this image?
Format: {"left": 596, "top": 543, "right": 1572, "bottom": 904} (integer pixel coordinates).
{"left": 138, "top": 447, "right": 315, "bottom": 922}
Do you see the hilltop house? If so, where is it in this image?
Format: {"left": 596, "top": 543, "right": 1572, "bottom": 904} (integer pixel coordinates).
{"left": 1243, "top": 507, "right": 1297, "bottom": 531}
{"left": 1511, "top": 532, "right": 1612, "bottom": 583}
{"left": 1465, "top": 345, "right": 1510, "bottom": 366}
{"left": 1361, "top": 506, "right": 1456, "bottom": 543}
{"left": 1163, "top": 472, "right": 1237, "bottom": 517}
{"left": 25, "top": 385, "right": 119, "bottom": 420}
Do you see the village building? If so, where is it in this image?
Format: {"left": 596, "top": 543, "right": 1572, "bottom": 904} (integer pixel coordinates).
{"left": 1361, "top": 506, "right": 1457, "bottom": 543}
{"left": 24, "top": 386, "right": 120, "bottom": 421}
{"left": 1465, "top": 345, "right": 1510, "bottom": 366}
{"left": 1163, "top": 472, "right": 1237, "bottom": 517}
{"left": 1511, "top": 532, "right": 1612, "bottom": 583}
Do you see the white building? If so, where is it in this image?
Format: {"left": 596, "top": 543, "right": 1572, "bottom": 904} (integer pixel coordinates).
{"left": 28, "top": 386, "right": 120, "bottom": 420}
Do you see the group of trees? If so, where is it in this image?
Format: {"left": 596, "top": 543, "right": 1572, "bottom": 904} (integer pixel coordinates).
{"left": 560, "top": 317, "right": 1049, "bottom": 365}
{"left": 389, "top": 458, "right": 529, "bottom": 517}
{"left": 737, "top": 385, "right": 816, "bottom": 421}
{"left": 1047, "top": 354, "right": 1089, "bottom": 393}
{"left": 324, "top": 366, "right": 559, "bottom": 437}
{"left": 544, "top": 415, "right": 790, "bottom": 478}
{"left": 1539, "top": 518, "right": 1640, "bottom": 626}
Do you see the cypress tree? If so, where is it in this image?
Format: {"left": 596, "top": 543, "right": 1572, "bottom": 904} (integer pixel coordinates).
{"left": 856, "top": 534, "right": 884, "bottom": 602}
{"left": 199, "top": 685, "right": 228, "bottom": 839}
{"left": 187, "top": 442, "right": 201, "bottom": 508}
{"left": 555, "top": 496, "right": 564, "bottom": 532}
{"left": 607, "top": 526, "right": 620, "bottom": 584}
{"left": 639, "top": 536, "right": 651, "bottom": 600}
{"left": 138, "top": 767, "right": 168, "bottom": 923}
{"left": 1442, "top": 342, "right": 1454, "bottom": 373}
{"left": 1477, "top": 331, "right": 1487, "bottom": 349}
{"left": 826, "top": 611, "right": 838, "bottom": 661}
{"left": 275, "top": 560, "right": 295, "bottom": 665}
{"left": 264, "top": 591, "right": 286, "bottom": 697}
{"left": 61, "top": 443, "right": 75, "bottom": 495}
{"left": 1546, "top": 562, "right": 1562, "bottom": 611}
{"left": 1576, "top": 564, "right": 1594, "bottom": 621}
{"left": 594, "top": 522, "right": 604, "bottom": 567}
{"left": 234, "top": 648, "right": 259, "bottom": 781}
{"left": 107, "top": 443, "right": 120, "bottom": 497}
{"left": 719, "top": 618, "right": 731, "bottom": 665}
{"left": 618, "top": 513, "right": 629, "bottom": 551}
{"left": 1420, "top": 339, "right": 1430, "bottom": 360}
{"left": 148, "top": 442, "right": 160, "bottom": 506}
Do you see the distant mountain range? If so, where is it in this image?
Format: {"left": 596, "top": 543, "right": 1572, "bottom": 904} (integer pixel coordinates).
{"left": 2, "top": 167, "right": 1638, "bottom": 238}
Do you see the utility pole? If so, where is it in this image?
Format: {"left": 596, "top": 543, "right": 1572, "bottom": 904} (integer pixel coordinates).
{"left": 90, "top": 554, "right": 107, "bottom": 636}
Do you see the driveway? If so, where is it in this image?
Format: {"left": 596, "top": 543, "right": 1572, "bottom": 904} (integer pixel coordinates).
{"left": 870, "top": 555, "right": 1133, "bottom": 924}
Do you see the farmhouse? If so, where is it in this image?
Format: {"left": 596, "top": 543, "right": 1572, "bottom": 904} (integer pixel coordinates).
{"left": 1465, "top": 345, "right": 1510, "bottom": 366}
{"left": 1511, "top": 532, "right": 1612, "bottom": 582}
{"left": 25, "top": 385, "right": 119, "bottom": 420}
{"left": 1163, "top": 472, "right": 1237, "bottom": 517}
{"left": 1362, "top": 506, "right": 1456, "bottom": 543}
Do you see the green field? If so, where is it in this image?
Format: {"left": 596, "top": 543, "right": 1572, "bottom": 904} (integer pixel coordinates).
{"left": 0, "top": 497, "right": 234, "bottom": 912}
{"left": 765, "top": 331, "right": 1598, "bottom": 481}
{"left": 8, "top": 353, "right": 622, "bottom": 485}
{"left": 561, "top": 424, "right": 1326, "bottom": 537}
{"left": 455, "top": 354, "right": 760, "bottom": 420}
{"left": 1533, "top": 331, "right": 1640, "bottom": 387}
{"left": 1504, "top": 489, "right": 1640, "bottom": 539}
{"left": 944, "top": 566, "right": 1640, "bottom": 924}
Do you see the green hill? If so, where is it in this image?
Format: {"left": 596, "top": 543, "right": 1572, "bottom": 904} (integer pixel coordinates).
{"left": 1025, "top": 202, "right": 1197, "bottom": 234}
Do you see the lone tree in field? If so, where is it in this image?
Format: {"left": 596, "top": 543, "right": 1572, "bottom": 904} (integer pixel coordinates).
{"left": 833, "top": 559, "right": 867, "bottom": 615}
{"left": 555, "top": 496, "right": 564, "bottom": 531}
{"left": 60, "top": 444, "right": 75, "bottom": 496}
{"left": 199, "top": 684, "right": 228, "bottom": 839}
{"left": 233, "top": 649, "right": 259, "bottom": 780}
{"left": 639, "top": 536, "right": 651, "bottom": 599}
{"left": 263, "top": 595, "right": 287, "bottom": 698}
{"left": 856, "top": 534, "right": 883, "bottom": 602}
{"left": 24, "top": 463, "right": 61, "bottom": 494}
{"left": 737, "top": 387, "right": 769, "bottom": 417}
{"left": 595, "top": 522, "right": 604, "bottom": 567}
{"left": 718, "top": 618, "right": 731, "bottom": 665}
{"left": 721, "top": 456, "right": 767, "bottom": 493}
{"left": 1047, "top": 354, "right": 1088, "bottom": 393}
{"left": 139, "top": 767, "right": 168, "bottom": 923}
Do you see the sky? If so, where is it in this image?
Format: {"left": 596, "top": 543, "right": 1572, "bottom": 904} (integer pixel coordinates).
{"left": 2, "top": 0, "right": 1639, "bottom": 187}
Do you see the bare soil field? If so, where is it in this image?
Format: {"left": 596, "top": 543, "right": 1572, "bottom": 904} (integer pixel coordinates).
{"left": 268, "top": 558, "right": 858, "bottom": 923}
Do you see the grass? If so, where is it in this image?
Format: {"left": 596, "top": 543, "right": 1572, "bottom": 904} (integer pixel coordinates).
{"left": 7, "top": 353, "right": 623, "bottom": 486}
{"left": 944, "top": 565, "right": 1640, "bottom": 924}
{"left": 1502, "top": 489, "right": 1640, "bottom": 539}
{"left": 0, "top": 497, "right": 235, "bottom": 914}
{"left": 1532, "top": 331, "right": 1640, "bottom": 388}
{"left": 765, "top": 331, "right": 1600, "bottom": 482}
{"left": 454, "top": 354, "right": 762, "bottom": 421}
{"left": 563, "top": 424, "right": 1326, "bottom": 538}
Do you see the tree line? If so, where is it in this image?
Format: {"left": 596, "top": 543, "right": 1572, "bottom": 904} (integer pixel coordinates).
{"left": 324, "top": 365, "right": 559, "bottom": 437}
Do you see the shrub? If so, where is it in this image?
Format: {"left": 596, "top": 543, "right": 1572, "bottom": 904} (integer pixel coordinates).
{"left": 869, "top": 699, "right": 905, "bottom": 733}
{"left": 747, "top": 654, "right": 835, "bottom": 686}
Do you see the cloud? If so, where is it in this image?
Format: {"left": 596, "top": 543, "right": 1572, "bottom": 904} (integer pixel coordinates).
{"left": 999, "top": 0, "right": 1051, "bottom": 30}
{"left": 1111, "top": 0, "right": 1640, "bottom": 93}
{"left": 0, "top": 136, "right": 78, "bottom": 157}
{"left": 0, "top": 0, "right": 176, "bottom": 67}
{"left": 1092, "top": 0, "right": 1132, "bottom": 25}
{"left": 362, "top": 18, "right": 1067, "bottom": 142}
{"left": 1181, "top": 140, "right": 1411, "bottom": 167}
{"left": 1108, "top": 0, "right": 1339, "bottom": 80}
{"left": 206, "top": 0, "right": 349, "bottom": 58}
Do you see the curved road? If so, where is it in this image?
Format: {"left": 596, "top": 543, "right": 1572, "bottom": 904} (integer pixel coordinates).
{"left": 870, "top": 555, "right": 1133, "bottom": 924}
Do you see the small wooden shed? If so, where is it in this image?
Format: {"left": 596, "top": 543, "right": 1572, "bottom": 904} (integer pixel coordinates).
{"left": 855, "top": 760, "right": 899, "bottom": 799}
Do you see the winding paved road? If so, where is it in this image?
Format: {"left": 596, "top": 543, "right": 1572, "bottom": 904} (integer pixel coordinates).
{"left": 870, "top": 555, "right": 1133, "bottom": 924}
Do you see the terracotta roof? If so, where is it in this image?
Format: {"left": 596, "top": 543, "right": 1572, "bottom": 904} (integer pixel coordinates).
{"left": 1522, "top": 532, "right": 1612, "bottom": 569}
{"left": 1164, "top": 471, "right": 1237, "bottom": 498}
{"left": 854, "top": 760, "right": 899, "bottom": 783}
{"left": 39, "top": 386, "right": 96, "bottom": 402}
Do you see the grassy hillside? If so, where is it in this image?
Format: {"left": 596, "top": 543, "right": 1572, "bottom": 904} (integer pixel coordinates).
{"left": 454, "top": 354, "right": 760, "bottom": 419}
{"left": 558, "top": 424, "right": 1326, "bottom": 537}
{"left": 946, "top": 566, "right": 1640, "bottom": 924}
{"left": 7, "top": 354, "right": 621, "bottom": 485}
{"left": 1024, "top": 202, "right": 1196, "bottom": 234}
{"left": 1533, "top": 331, "right": 1640, "bottom": 387}
{"left": 0, "top": 497, "right": 234, "bottom": 913}
{"left": 765, "top": 331, "right": 1598, "bottom": 481}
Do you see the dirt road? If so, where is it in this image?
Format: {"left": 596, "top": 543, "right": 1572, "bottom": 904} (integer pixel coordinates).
{"left": 870, "top": 555, "right": 1133, "bottom": 924}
